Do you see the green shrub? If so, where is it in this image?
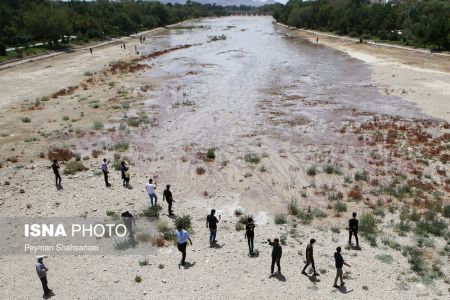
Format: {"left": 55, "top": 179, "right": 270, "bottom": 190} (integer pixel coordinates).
{"left": 237, "top": 214, "right": 252, "bottom": 225}
{"left": 415, "top": 210, "right": 448, "bottom": 237}
{"left": 206, "top": 148, "right": 216, "bottom": 160}
{"left": 274, "top": 213, "right": 286, "bottom": 225}
{"left": 21, "top": 117, "right": 31, "bottom": 123}
{"left": 373, "top": 207, "right": 385, "bottom": 217}
{"left": 114, "top": 142, "right": 129, "bottom": 152}
{"left": 402, "top": 246, "right": 426, "bottom": 276}
{"left": 62, "top": 116, "right": 70, "bottom": 121}
{"left": 334, "top": 201, "right": 347, "bottom": 213}
{"left": 297, "top": 209, "right": 313, "bottom": 224}
{"left": 381, "top": 236, "right": 401, "bottom": 250}
{"left": 63, "top": 161, "right": 87, "bottom": 175}
{"left": 307, "top": 166, "right": 317, "bottom": 176}
{"left": 312, "top": 208, "right": 327, "bottom": 219}
{"left": 360, "top": 213, "right": 378, "bottom": 237}
{"left": 127, "top": 119, "right": 140, "bottom": 127}
{"left": 331, "top": 226, "right": 340, "bottom": 233}
{"left": 395, "top": 220, "right": 412, "bottom": 236}
{"left": 244, "top": 153, "right": 260, "bottom": 164}
{"left": 234, "top": 209, "right": 243, "bottom": 216}
{"left": 156, "top": 219, "right": 175, "bottom": 241}
{"left": 443, "top": 204, "right": 450, "bottom": 218}
{"left": 92, "top": 121, "right": 104, "bottom": 131}
{"left": 174, "top": 215, "right": 192, "bottom": 230}
{"left": 288, "top": 198, "right": 300, "bottom": 215}
{"left": 323, "top": 163, "right": 342, "bottom": 175}
{"left": 141, "top": 204, "right": 162, "bottom": 218}
{"left": 235, "top": 222, "right": 245, "bottom": 231}
{"left": 354, "top": 170, "right": 369, "bottom": 181}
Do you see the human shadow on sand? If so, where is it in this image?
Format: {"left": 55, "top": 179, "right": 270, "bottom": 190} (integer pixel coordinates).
{"left": 270, "top": 272, "right": 286, "bottom": 282}
{"left": 210, "top": 243, "right": 224, "bottom": 249}
{"left": 337, "top": 285, "right": 353, "bottom": 294}
{"left": 308, "top": 276, "right": 321, "bottom": 283}
{"left": 179, "top": 262, "right": 196, "bottom": 269}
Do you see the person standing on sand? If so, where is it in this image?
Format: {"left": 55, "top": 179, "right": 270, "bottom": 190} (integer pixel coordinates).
{"left": 120, "top": 161, "right": 127, "bottom": 187}
{"left": 267, "top": 238, "right": 282, "bottom": 275}
{"left": 121, "top": 211, "right": 136, "bottom": 243}
{"left": 302, "top": 239, "right": 319, "bottom": 276}
{"left": 146, "top": 179, "right": 157, "bottom": 206}
{"left": 36, "top": 256, "right": 54, "bottom": 297}
{"left": 334, "top": 246, "right": 351, "bottom": 288}
{"left": 89, "top": 47, "right": 92, "bottom": 55}
{"left": 349, "top": 212, "right": 359, "bottom": 247}
{"left": 245, "top": 217, "right": 255, "bottom": 254}
{"left": 51, "top": 160, "right": 62, "bottom": 189}
{"left": 124, "top": 167, "right": 130, "bottom": 188}
{"left": 206, "top": 209, "right": 220, "bottom": 245}
{"left": 101, "top": 158, "right": 111, "bottom": 187}
{"left": 175, "top": 225, "right": 192, "bottom": 266}
{"left": 163, "top": 184, "right": 174, "bottom": 216}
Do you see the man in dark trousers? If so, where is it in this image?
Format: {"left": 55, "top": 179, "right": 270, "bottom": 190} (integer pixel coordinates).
{"left": 36, "top": 256, "right": 54, "bottom": 297}
{"left": 51, "top": 160, "right": 62, "bottom": 190}
{"left": 348, "top": 212, "right": 359, "bottom": 247}
{"left": 245, "top": 217, "right": 255, "bottom": 254}
{"left": 302, "top": 239, "right": 319, "bottom": 276}
{"left": 267, "top": 238, "right": 282, "bottom": 275}
{"left": 175, "top": 225, "right": 192, "bottom": 266}
{"left": 101, "top": 158, "right": 111, "bottom": 187}
{"left": 163, "top": 184, "right": 175, "bottom": 216}
{"left": 334, "top": 246, "right": 351, "bottom": 288}
{"left": 121, "top": 211, "right": 136, "bottom": 243}
{"left": 206, "top": 209, "right": 220, "bottom": 245}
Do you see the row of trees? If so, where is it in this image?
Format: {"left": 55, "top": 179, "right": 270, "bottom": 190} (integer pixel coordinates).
{"left": 272, "top": 0, "right": 450, "bottom": 50}
{"left": 0, "top": 0, "right": 229, "bottom": 55}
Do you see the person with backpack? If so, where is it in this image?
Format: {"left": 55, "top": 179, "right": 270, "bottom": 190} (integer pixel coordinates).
{"left": 348, "top": 212, "right": 359, "bottom": 247}
{"left": 124, "top": 167, "right": 130, "bottom": 188}
{"left": 302, "top": 238, "right": 319, "bottom": 276}
{"left": 334, "top": 246, "right": 351, "bottom": 288}
{"left": 245, "top": 217, "right": 255, "bottom": 254}
{"left": 267, "top": 238, "right": 282, "bottom": 275}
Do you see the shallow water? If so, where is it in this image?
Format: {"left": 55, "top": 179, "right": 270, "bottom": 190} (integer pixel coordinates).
{"left": 138, "top": 16, "right": 422, "bottom": 150}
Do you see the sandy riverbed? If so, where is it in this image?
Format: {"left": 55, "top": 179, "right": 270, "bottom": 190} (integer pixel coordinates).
{"left": 0, "top": 17, "right": 448, "bottom": 299}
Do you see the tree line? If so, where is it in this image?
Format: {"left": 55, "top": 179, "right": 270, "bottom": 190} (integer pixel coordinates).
{"left": 0, "top": 0, "right": 229, "bottom": 55}
{"left": 272, "top": 0, "right": 450, "bottom": 50}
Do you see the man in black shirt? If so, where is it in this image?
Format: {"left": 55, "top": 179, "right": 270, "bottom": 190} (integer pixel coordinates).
{"left": 267, "top": 238, "right": 282, "bottom": 275}
{"left": 245, "top": 217, "right": 255, "bottom": 254}
{"left": 163, "top": 184, "right": 175, "bottom": 216}
{"left": 348, "top": 212, "right": 359, "bottom": 247}
{"left": 51, "top": 160, "right": 62, "bottom": 190}
{"left": 206, "top": 209, "right": 220, "bottom": 245}
{"left": 302, "top": 238, "right": 319, "bottom": 276}
{"left": 334, "top": 246, "right": 351, "bottom": 288}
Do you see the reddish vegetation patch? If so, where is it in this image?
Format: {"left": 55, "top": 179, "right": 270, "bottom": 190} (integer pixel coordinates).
{"left": 348, "top": 186, "right": 363, "bottom": 200}
{"left": 52, "top": 86, "right": 78, "bottom": 99}
{"left": 47, "top": 148, "right": 74, "bottom": 161}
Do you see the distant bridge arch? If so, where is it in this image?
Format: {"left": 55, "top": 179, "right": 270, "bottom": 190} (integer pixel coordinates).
{"left": 229, "top": 11, "right": 272, "bottom": 16}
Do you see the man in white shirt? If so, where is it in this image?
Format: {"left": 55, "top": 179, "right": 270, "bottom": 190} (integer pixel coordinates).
{"left": 145, "top": 179, "right": 157, "bottom": 206}
{"left": 175, "top": 225, "right": 192, "bottom": 266}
